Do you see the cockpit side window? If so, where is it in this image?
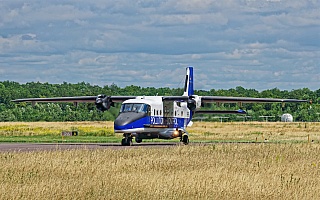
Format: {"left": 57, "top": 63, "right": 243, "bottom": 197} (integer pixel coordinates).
{"left": 147, "top": 105, "right": 151, "bottom": 116}
{"left": 122, "top": 104, "right": 133, "bottom": 112}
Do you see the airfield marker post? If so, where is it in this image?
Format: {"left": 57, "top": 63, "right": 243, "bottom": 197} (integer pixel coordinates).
{"left": 61, "top": 131, "right": 78, "bottom": 142}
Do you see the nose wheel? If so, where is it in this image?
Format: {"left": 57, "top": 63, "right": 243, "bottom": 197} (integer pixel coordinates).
{"left": 121, "top": 133, "right": 133, "bottom": 146}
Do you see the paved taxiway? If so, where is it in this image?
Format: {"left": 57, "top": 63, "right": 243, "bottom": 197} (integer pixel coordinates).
{"left": 0, "top": 143, "right": 180, "bottom": 152}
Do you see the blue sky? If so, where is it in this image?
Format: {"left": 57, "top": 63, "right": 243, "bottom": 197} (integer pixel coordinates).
{"left": 0, "top": 0, "right": 319, "bottom": 91}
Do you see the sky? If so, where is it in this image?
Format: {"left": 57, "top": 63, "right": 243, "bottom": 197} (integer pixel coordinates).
{"left": 0, "top": 0, "right": 319, "bottom": 91}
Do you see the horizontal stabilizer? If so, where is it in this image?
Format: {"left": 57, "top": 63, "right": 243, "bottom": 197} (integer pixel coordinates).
{"left": 195, "top": 109, "right": 247, "bottom": 115}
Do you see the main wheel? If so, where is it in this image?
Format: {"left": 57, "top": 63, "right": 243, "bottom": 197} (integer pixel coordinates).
{"left": 182, "top": 135, "right": 189, "bottom": 145}
{"left": 135, "top": 138, "right": 142, "bottom": 143}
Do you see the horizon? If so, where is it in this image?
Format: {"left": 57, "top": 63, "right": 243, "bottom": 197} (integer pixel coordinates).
{"left": 1, "top": 79, "right": 317, "bottom": 93}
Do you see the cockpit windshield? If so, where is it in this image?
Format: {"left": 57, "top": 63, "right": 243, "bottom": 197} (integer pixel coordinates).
{"left": 120, "top": 103, "right": 149, "bottom": 113}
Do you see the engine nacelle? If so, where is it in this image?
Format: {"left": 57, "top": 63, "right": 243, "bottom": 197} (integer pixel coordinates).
{"left": 187, "top": 95, "right": 201, "bottom": 111}
{"left": 187, "top": 98, "right": 197, "bottom": 111}
{"left": 95, "top": 94, "right": 113, "bottom": 112}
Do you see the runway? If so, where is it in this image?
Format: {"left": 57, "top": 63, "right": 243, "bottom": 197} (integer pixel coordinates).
{"left": 0, "top": 142, "right": 181, "bottom": 152}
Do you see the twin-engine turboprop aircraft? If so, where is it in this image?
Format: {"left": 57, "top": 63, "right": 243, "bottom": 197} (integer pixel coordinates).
{"left": 12, "top": 67, "right": 309, "bottom": 146}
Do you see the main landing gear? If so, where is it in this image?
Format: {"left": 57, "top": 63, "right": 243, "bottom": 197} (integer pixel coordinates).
{"left": 121, "top": 133, "right": 133, "bottom": 146}
{"left": 181, "top": 134, "right": 189, "bottom": 145}
{"left": 121, "top": 133, "right": 189, "bottom": 146}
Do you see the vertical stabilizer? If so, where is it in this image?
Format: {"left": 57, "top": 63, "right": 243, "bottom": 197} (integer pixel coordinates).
{"left": 183, "top": 66, "right": 194, "bottom": 96}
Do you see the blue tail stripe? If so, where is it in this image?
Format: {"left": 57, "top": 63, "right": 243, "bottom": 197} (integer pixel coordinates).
{"left": 188, "top": 66, "right": 194, "bottom": 96}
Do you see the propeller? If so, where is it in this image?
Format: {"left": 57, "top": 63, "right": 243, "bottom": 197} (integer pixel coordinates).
{"left": 95, "top": 94, "right": 113, "bottom": 111}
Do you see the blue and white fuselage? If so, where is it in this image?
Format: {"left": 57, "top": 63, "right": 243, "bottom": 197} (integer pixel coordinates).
{"left": 114, "top": 96, "right": 192, "bottom": 140}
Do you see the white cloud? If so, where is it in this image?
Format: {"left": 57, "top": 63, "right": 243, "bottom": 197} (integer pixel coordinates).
{"left": 0, "top": 34, "right": 50, "bottom": 53}
{"left": 0, "top": 0, "right": 319, "bottom": 91}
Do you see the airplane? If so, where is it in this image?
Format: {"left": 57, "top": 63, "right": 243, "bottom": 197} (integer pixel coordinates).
{"left": 12, "top": 66, "right": 309, "bottom": 146}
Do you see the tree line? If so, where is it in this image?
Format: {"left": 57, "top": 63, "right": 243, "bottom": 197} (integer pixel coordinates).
{"left": 0, "top": 81, "right": 319, "bottom": 122}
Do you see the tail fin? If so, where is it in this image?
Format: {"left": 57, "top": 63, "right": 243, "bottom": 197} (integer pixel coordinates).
{"left": 183, "top": 66, "right": 194, "bottom": 96}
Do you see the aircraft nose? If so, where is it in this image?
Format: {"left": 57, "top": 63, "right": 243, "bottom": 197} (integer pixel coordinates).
{"left": 114, "top": 114, "right": 130, "bottom": 127}
{"left": 114, "top": 112, "right": 147, "bottom": 128}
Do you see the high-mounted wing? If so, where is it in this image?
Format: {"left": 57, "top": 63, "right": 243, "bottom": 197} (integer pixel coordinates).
{"left": 12, "top": 95, "right": 136, "bottom": 111}
{"left": 200, "top": 96, "right": 309, "bottom": 104}
{"left": 12, "top": 96, "right": 97, "bottom": 103}
{"left": 162, "top": 95, "right": 309, "bottom": 115}
{"left": 11, "top": 96, "right": 135, "bottom": 103}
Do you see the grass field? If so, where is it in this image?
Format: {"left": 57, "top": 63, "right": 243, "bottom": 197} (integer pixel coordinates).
{"left": 1, "top": 121, "right": 320, "bottom": 199}
{"left": 1, "top": 143, "right": 320, "bottom": 199}
{"left": 0, "top": 121, "right": 319, "bottom": 143}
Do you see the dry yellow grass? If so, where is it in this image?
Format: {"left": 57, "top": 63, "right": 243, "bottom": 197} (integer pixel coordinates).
{"left": 1, "top": 143, "right": 320, "bottom": 199}
{"left": 1, "top": 122, "right": 320, "bottom": 199}
{"left": 0, "top": 121, "right": 114, "bottom": 136}
{"left": 189, "top": 121, "right": 320, "bottom": 143}
{"left": 1, "top": 121, "right": 319, "bottom": 143}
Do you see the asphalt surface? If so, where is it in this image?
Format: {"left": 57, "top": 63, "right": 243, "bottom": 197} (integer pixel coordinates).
{"left": 0, "top": 142, "right": 181, "bottom": 152}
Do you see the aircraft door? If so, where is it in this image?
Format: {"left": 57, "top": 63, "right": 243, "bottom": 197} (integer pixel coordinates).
{"left": 163, "top": 101, "right": 175, "bottom": 127}
{"left": 163, "top": 101, "right": 174, "bottom": 118}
